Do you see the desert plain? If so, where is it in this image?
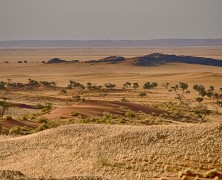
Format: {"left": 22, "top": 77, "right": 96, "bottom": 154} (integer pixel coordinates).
{"left": 0, "top": 46, "right": 222, "bottom": 180}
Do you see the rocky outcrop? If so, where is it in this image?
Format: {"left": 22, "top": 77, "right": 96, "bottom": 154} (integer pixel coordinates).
{"left": 87, "top": 56, "right": 125, "bottom": 64}
{"left": 129, "top": 53, "right": 222, "bottom": 66}
{"left": 46, "top": 58, "right": 79, "bottom": 64}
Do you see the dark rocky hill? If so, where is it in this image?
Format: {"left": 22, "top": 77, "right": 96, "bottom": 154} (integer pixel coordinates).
{"left": 46, "top": 54, "right": 222, "bottom": 67}
{"left": 87, "top": 56, "right": 125, "bottom": 64}
{"left": 47, "top": 58, "right": 79, "bottom": 64}
{"left": 128, "top": 53, "right": 222, "bottom": 66}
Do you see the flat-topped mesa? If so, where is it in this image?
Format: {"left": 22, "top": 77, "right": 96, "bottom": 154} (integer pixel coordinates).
{"left": 46, "top": 58, "right": 79, "bottom": 64}
{"left": 128, "top": 53, "right": 222, "bottom": 66}
{"left": 87, "top": 56, "right": 125, "bottom": 64}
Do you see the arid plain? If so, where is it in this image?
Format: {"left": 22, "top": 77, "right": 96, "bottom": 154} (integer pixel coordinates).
{"left": 0, "top": 46, "right": 222, "bottom": 180}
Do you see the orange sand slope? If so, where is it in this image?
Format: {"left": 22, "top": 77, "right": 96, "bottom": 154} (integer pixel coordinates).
{"left": 45, "top": 100, "right": 166, "bottom": 120}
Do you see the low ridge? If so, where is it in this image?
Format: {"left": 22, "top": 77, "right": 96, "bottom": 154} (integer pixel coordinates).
{"left": 128, "top": 53, "right": 222, "bottom": 66}
{"left": 84, "top": 53, "right": 222, "bottom": 67}
{"left": 87, "top": 56, "right": 125, "bottom": 64}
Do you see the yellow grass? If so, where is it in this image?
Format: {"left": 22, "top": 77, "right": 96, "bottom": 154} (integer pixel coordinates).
{"left": 0, "top": 124, "right": 222, "bottom": 179}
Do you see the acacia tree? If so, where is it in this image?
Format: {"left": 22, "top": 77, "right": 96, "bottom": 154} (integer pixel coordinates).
{"left": 40, "top": 81, "right": 56, "bottom": 87}
{"left": 196, "top": 97, "right": 204, "bottom": 104}
{"left": 68, "top": 80, "right": 85, "bottom": 89}
{"left": 169, "top": 82, "right": 190, "bottom": 102}
{"left": 104, "top": 83, "right": 116, "bottom": 89}
{"left": 123, "top": 82, "right": 131, "bottom": 89}
{"left": 87, "top": 83, "right": 102, "bottom": 90}
{"left": 133, "top": 83, "right": 139, "bottom": 90}
{"left": 194, "top": 109, "right": 211, "bottom": 123}
{"left": 193, "top": 85, "right": 207, "bottom": 97}
{"left": 0, "top": 101, "right": 10, "bottom": 117}
{"left": 28, "top": 79, "right": 40, "bottom": 87}
{"left": 213, "top": 92, "right": 222, "bottom": 107}
{"left": 143, "top": 82, "right": 158, "bottom": 91}
{"left": 0, "top": 81, "right": 6, "bottom": 90}
{"left": 206, "top": 86, "right": 215, "bottom": 100}
{"left": 162, "top": 82, "right": 170, "bottom": 89}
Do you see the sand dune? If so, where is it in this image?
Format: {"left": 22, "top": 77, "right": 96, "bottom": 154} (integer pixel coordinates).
{"left": 45, "top": 100, "right": 166, "bottom": 120}
{"left": 0, "top": 124, "right": 222, "bottom": 179}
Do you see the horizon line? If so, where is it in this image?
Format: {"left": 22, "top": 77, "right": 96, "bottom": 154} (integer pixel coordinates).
{"left": 1, "top": 38, "right": 222, "bottom": 42}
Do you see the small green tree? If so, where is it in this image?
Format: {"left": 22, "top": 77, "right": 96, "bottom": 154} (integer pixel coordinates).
{"left": 196, "top": 97, "right": 203, "bottom": 104}
{"left": 193, "top": 85, "right": 207, "bottom": 97}
{"left": 104, "top": 83, "right": 116, "bottom": 89}
{"left": 86, "top": 82, "right": 92, "bottom": 89}
{"left": 162, "top": 82, "right": 170, "bottom": 89}
{"left": 169, "top": 82, "right": 190, "bottom": 102}
{"left": 68, "top": 80, "right": 85, "bottom": 89}
{"left": 194, "top": 109, "right": 211, "bottom": 123}
{"left": 28, "top": 79, "right": 40, "bottom": 87}
{"left": 133, "top": 82, "right": 139, "bottom": 90}
{"left": 206, "top": 86, "right": 215, "bottom": 100}
{"left": 40, "top": 81, "right": 56, "bottom": 87}
{"left": 214, "top": 92, "right": 222, "bottom": 107}
{"left": 0, "top": 81, "right": 6, "bottom": 90}
{"left": 123, "top": 82, "right": 131, "bottom": 89}
{"left": 143, "top": 82, "right": 158, "bottom": 90}
{"left": 139, "top": 91, "right": 147, "bottom": 98}
{"left": 0, "top": 101, "right": 10, "bottom": 117}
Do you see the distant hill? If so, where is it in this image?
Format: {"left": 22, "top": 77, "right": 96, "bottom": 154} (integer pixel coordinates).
{"left": 46, "top": 58, "right": 79, "bottom": 64}
{"left": 87, "top": 56, "right": 125, "bottom": 64}
{"left": 85, "top": 53, "right": 222, "bottom": 67}
{"left": 127, "top": 53, "right": 222, "bottom": 66}
{"left": 1, "top": 39, "right": 222, "bottom": 48}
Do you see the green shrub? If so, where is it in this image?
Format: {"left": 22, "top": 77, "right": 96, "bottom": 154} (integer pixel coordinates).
{"left": 125, "top": 110, "right": 136, "bottom": 118}
{"left": 38, "top": 117, "right": 49, "bottom": 123}
{"left": 9, "top": 126, "right": 30, "bottom": 135}
{"left": 35, "top": 123, "right": 49, "bottom": 132}
{"left": 21, "top": 115, "right": 28, "bottom": 121}
{"left": 37, "top": 103, "right": 53, "bottom": 110}
{"left": 102, "top": 112, "right": 113, "bottom": 119}
{"left": 47, "top": 121, "right": 59, "bottom": 128}
{"left": 194, "top": 109, "right": 211, "bottom": 123}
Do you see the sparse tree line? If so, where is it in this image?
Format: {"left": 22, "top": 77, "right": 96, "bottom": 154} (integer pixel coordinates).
{"left": 4, "top": 60, "right": 28, "bottom": 64}
{"left": 1, "top": 79, "right": 222, "bottom": 107}
{"left": 164, "top": 82, "right": 222, "bottom": 107}
{"left": 0, "top": 79, "right": 56, "bottom": 89}
{"left": 1, "top": 79, "right": 222, "bottom": 134}
{"left": 63, "top": 80, "right": 222, "bottom": 106}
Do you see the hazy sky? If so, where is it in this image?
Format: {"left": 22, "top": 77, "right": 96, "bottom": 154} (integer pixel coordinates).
{"left": 0, "top": 0, "right": 222, "bottom": 40}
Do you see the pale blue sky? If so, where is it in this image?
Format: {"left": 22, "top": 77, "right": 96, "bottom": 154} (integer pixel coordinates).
{"left": 0, "top": 0, "right": 222, "bottom": 40}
